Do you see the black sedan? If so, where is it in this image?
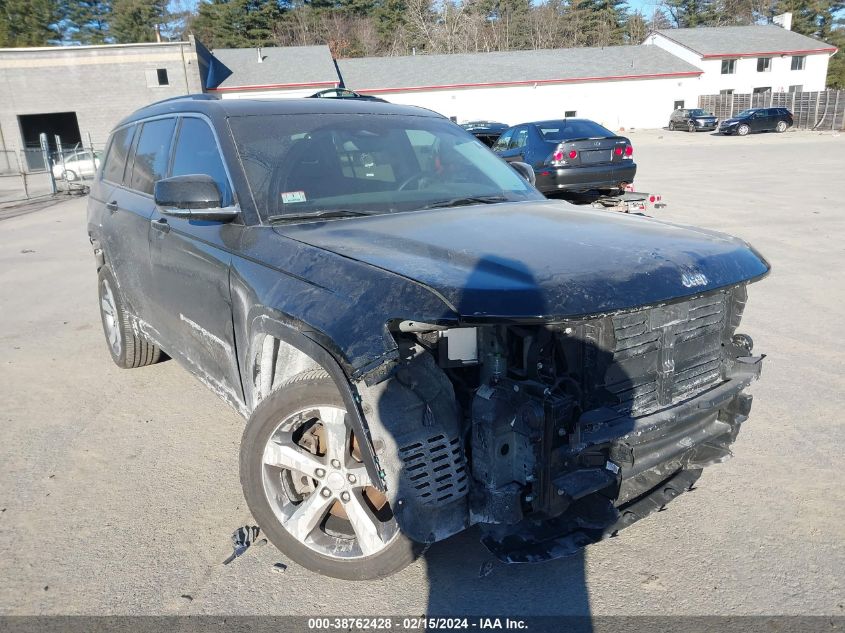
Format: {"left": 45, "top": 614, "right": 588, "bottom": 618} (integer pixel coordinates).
{"left": 308, "top": 88, "right": 387, "bottom": 103}
{"left": 492, "top": 119, "right": 636, "bottom": 195}
{"left": 460, "top": 121, "right": 509, "bottom": 147}
{"left": 719, "top": 107, "right": 793, "bottom": 136}
{"left": 668, "top": 108, "right": 718, "bottom": 132}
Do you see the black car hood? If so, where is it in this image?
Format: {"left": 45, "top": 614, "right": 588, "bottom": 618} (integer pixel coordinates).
{"left": 274, "top": 201, "right": 769, "bottom": 320}
{"left": 722, "top": 117, "right": 743, "bottom": 124}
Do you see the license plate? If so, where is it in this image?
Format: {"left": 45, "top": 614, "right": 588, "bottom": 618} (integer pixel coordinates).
{"left": 581, "top": 150, "right": 611, "bottom": 164}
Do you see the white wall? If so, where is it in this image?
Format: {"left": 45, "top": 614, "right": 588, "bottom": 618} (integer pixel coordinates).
{"left": 645, "top": 33, "right": 831, "bottom": 94}
{"left": 217, "top": 87, "right": 321, "bottom": 99}
{"left": 211, "top": 76, "right": 700, "bottom": 130}
{"left": 350, "top": 78, "right": 699, "bottom": 130}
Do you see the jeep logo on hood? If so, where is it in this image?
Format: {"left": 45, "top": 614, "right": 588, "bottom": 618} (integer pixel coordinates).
{"left": 682, "top": 271, "right": 709, "bottom": 288}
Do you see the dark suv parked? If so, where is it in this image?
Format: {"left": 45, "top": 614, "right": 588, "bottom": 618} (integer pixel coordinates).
{"left": 492, "top": 119, "right": 636, "bottom": 195}
{"left": 668, "top": 108, "right": 718, "bottom": 132}
{"left": 719, "top": 107, "right": 793, "bottom": 136}
{"left": 88, "top": 96, "right": 768, "bottom": 580}
{"left": 460, "top": 121, "right": 509, "bottom": 147}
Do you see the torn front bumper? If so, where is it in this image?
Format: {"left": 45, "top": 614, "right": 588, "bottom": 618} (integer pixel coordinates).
{"left": 480, "top": 355, "right": 763, "bottom": 563}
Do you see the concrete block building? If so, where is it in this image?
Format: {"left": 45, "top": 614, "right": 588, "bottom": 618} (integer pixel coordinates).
{"left": 0, "top": 38, "right": 205, "bottom": 168}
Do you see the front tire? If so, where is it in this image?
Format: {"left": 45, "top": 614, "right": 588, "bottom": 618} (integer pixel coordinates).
{"left": 737, "top": 124, "right": 750, "bottom": 136}
{"left": 240, "top": 371, "right": 421, "bottom": 580}
{"left": 688, "top": 121, "right": 696, "bottom": 132}
{"left": 668, "top": 121, "right": 675, "bottom": 131}
{"left": 97, "top": 267, "right": 161, "bottom": 368}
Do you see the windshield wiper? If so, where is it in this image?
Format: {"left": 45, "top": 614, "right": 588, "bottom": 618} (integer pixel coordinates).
{"left": 419, "top": 195, "right": 508, "bottom": 210}
{"left": 267, "top": 209, "right": 374, "bottom": 224}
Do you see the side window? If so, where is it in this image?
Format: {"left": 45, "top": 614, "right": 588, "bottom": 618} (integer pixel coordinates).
{"left": 492, "top": 129, "right": 513, "bottom": 152}
{"left": 102, "top": 125, "right": 135, "bottom": 184}
{"left": 130, "top": 118, "right": 176, "bottom": 195}
{"left": 509, "top": 127, "right": 528, "bottom": 150}
{"left": 171, "top": 117, "right": 233, "bottom": 206}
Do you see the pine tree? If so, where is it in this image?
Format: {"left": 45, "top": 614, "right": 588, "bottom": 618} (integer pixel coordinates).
{"left": 190, "top": 0, "right": 285, "bottom": 48}
{"left": 826, "top": 26, "right": 844, "bottom": 87}
{"left": 65, "top": 0, "right": 111, "bottom": 44}
{"left": 109, "top": 0, "right": 169, "bottom": 42}
{"left": 774, "top": 0, "right": 843, "bottom": 40}
{"left": 662, "top": 0, "right": 718, "bottom": 28}
{"left": 0, "top": 0, "right": 62, "bottom": 46}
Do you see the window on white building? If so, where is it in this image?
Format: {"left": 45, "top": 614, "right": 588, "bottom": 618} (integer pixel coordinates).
{"left": 753, "top": 86, "right": 771, "bottom": 94}
{"left": 791, "top": 55, "right": 806, "bottom": 70}
{"left": 719, "top": 89, "right": 734, "bottom": 95}
{"left": 721, "top": 59, "right": 736, "bottom": 74}
{"left": 564, "top": 110, "right": 577, "bottom": 117}
{"left": 673, "top": 100, "right": 684, "bottom": 110}
{"left": 757, "top": 57, "right": 771, "bottom": 72}
{"left": 789, "top": 84, "right": 803, "bottom": 93}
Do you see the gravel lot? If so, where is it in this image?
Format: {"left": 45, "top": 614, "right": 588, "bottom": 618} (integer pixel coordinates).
{"left": 1, "top": 129, "right": 843, "bottom": 617}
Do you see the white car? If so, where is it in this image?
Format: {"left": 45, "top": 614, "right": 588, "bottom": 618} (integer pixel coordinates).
{"left": 52, "top": 150, "right": 102, "bottom": 181}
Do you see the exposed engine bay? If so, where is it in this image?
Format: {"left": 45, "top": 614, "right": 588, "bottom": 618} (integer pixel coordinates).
{"left": 362, "top": 284, "right": 764, "bottom": 562}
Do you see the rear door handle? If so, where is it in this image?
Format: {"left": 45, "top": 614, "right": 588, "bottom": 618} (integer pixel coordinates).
{"left": 106, "top": 201, "right": 118, "bottom": 213}
{"left": 151, "top": 218, "right": 170, "bottom": 234}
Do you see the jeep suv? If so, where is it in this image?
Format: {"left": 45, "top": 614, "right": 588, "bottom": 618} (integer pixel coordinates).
{"left": 87, "top": 96, "right": 768, "bottom": 580}
{"left": 668, "top": 108, "right": 718, "bottom": 132}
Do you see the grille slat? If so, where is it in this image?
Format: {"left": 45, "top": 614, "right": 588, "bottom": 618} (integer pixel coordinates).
{"left": 608, "top": 291, "right": 728, "bottom": 415}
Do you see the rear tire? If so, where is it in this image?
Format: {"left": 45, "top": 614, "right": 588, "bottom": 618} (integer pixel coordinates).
{"left": 240, "top": 372, "right": 422, "bottom": 580}
{"left": 64, "top": 170, "right": 78, "bottom": 182}
{"left": 776, "top": 120, "right": 787, "bottom": 133}
{"left": 97, "top": 267, "right": 161, "bottom": 369}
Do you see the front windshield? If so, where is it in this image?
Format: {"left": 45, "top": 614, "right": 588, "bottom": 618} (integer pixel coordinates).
{"left": 228, "top": 113, "right": 543, "bottom": 220}
{"left": 688, "top": 109, "right": 709, "bottom": 117}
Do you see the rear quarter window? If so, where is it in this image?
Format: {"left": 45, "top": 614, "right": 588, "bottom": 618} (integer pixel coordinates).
{"left": 102, "top": 125, "right": 135, "bottom": 184}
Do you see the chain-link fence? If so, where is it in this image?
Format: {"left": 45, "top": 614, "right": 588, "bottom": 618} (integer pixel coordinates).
{"left": 698, "top": 90, "right": 845, "bottom": 131}
{"left": 0, "top": 141, "right": 106, "bottom": 205}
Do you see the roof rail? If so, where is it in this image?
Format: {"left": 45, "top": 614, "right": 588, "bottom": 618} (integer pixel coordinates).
{"left": 145, "top": 93, "right": 220, "bottom": 108}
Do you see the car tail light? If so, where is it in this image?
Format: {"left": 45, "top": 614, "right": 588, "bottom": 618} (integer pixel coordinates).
{"left": 614, "top": 146, "right": 623, "bottom": 156}
{"left": 624, "top": 145, "right": 633, "bottom": 157}
{"left": 553, "top": 151, "right": 564, "bottom": 162}
{"left": 569, "top": 150, "right": 578, "bottom": 159}
{"left": 649, "top": 195, "right": 656, "bottom": 203}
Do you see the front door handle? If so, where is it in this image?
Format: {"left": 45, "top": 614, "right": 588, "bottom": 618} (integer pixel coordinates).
{"left": 106, "top": 200, "right": 118, "bottom": 213}
{"left": 151, "top": 218, "right": 171, "bottom": 234}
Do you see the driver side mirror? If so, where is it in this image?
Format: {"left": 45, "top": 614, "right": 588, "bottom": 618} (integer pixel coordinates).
{"left": 510, "top": 161, "right": 536, "bottom": 186}
{"left": 154, "top": 174, "right": 238, "bottom": 221}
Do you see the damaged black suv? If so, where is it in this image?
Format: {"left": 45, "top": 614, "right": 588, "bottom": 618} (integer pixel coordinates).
{"left": 87, "top": 96, "right": 768, "bottom": 580}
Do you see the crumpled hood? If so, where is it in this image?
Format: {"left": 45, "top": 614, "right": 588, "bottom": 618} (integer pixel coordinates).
{"left": 274, "top": 200, "right": 769, "bottom": 320}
